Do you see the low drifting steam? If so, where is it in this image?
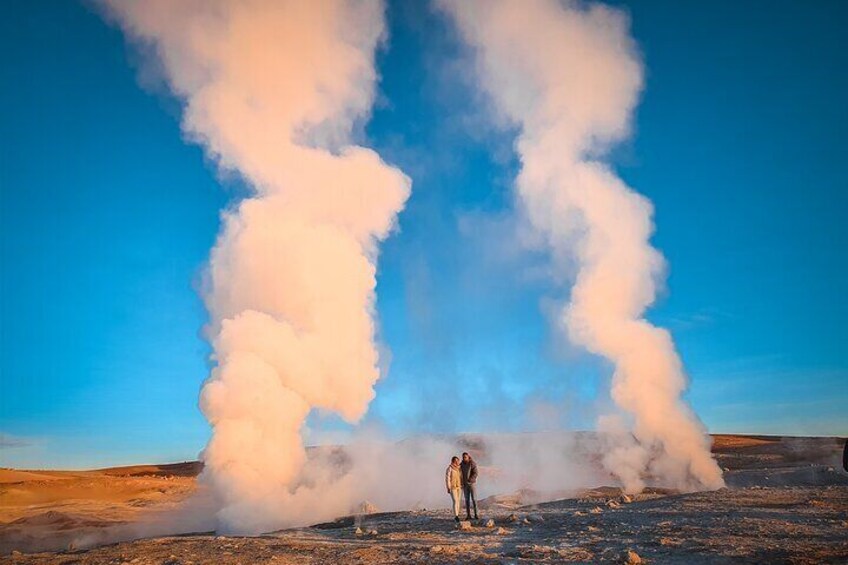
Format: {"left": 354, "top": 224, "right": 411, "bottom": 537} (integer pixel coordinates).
{"left": 440, "top": 0, "right": 725, "bottom": 492}
{"left": 103, "top": 0, "right": 410, "bottom": 533}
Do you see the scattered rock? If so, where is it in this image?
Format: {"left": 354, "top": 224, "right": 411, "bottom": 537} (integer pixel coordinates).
{"left": 354, "top": 527, "right": 364, "bottom": 535}
{"left": 527, "top": 513, "right": 544, "bottom": 522}
{"left": 507, "top": 513, "right": 519, "bottom": 522}
{"left": 520, "top": 544, "right": 559, "bottom": 557}
{"left": 457, "top": 520, "right": 472, "bottom": 530}
{"left": 587, "top": 525, "right": 600, "bottom": 532}
{"left": 484, "top": 519, "right": 495, "bottom": 528}
{"left": 607, "top": 500, "right": 621, "bottom": 509}
{"left": 522, "top": 518, "right": 532, "bottom": 525}
{"left": 560, "top": 547, "right": 596, "bottom": 561}
{"left": 368, "top": 529, "right": 378, "bottom": 536}
{"left": 430, "top": 545, "right": 443, "bottom": 554}
{"left": 590, "top": 506, "right": 603, "bottom": 514}
{"left": 573, "top": 510, "right": 586, "bottom": 516}
{"left": 11, "top": 550, "right": 22, "bottom": 556}
{"left": 620, "top": 494, "right": 633, "bottom": 504}
{"left": 496, "top": 527, "right": 510, "bottom": 535}
{"left": 623, "top": 549, "right": 642, "bottom": 564}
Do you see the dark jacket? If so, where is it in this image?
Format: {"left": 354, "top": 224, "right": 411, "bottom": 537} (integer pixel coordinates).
{"left": 843, "top": 439, "right": 848, "bottom": 473}
{"left": 460, "top": 458, "right": 478, "bottom": 486}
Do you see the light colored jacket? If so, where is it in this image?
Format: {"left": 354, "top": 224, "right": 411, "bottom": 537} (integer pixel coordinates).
{"left": 445, "top": 464, "right": 462, "bottom": 490}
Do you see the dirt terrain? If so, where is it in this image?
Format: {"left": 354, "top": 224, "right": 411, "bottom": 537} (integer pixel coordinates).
{"left": 0, "top": 463, "right": 199, "bottom": 556}
{"left": 2, "top": 435, "right": 846, "bottom": 563}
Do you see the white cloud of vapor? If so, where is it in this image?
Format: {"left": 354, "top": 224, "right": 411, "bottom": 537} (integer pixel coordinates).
{"left": 101, "top": 0, "right": 411, "bottom": 533}
{"left": 439, "top": 0, "right": 725, "bottom": 493}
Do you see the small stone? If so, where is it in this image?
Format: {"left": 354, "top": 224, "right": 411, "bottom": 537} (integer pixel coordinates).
{"left": 496, "top": 527, "right": 510, "bottom": 535}
{"left": 430, "top": 545, "right": 443, "bottom": 554}
{"left": 590, "top": 506, "right": 603, "bottom": 514}
{"left": 620, "top": 494, "right": 632, "bottom": 504}
{"left": 522, "top": 518, "right": 532, "bottom": 525}
{"left": 457, "top": 520, "right": 472, "bottom": 530}
{"left": 11, "top": 550, "right": 22, "bottom": 556}
{"left": 507, "top": 513, "right": 519, "bottom": 522}
{"left": 527, "top": 513, "right": 544, "bottom": 522}
{"left": 355, "top": 527, "right": 364, "bottom": 535}
{"left": 484, "top": 518, "right": 495, "bottom": 528}
{"left": 368, "top": 529, "right": 378, "bottom": 536}
{"left": 624, "top": 549, "right": 642, "bottom": 564}
{"left": 607, "top": 500, "right": 621, "bottom": 509}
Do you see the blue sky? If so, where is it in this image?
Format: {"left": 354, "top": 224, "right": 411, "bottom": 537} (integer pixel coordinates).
{"left": 2, "top": 0, "right": 846, "bottom": 469}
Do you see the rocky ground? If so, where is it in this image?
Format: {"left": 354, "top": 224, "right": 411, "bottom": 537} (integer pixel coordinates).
{"left": 2, "top": 436, "right": 847, "bottom": 564}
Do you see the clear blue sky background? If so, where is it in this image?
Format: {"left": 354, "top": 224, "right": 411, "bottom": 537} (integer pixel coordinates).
{"left": 2, "top": 0, "right": 846, "bottom": 469}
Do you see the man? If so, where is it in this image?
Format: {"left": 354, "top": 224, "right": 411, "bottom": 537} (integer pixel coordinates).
{"left": 445, "top": 456, "right": 462, "bottom": 522}
{"left": 460, "top": 451, "right": 479, "bottom": 520}
{"left": 843, "top": 438, "right": 847, "bottom": 473}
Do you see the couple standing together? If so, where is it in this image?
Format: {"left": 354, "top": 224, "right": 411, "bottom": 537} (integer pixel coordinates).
{"left": 445, "top": 452, "right": 479, "bottom": 522}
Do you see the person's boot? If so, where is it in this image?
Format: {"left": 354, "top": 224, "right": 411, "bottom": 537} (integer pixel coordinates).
{"left": 466, "top": 513, "right": 472, "bottom": 521}
{"left": 474, "top": 513, "right": 479, "bottom": 521}
{"left": 454, "top": 516, "right": 460, "bottom": 523}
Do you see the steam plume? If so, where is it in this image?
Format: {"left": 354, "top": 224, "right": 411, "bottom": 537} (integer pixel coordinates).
{"left": 440, "top": 0, "right": 724, "bottom": 492}
{"left": 103, "top": 0, "right": 410, "bottom": 533}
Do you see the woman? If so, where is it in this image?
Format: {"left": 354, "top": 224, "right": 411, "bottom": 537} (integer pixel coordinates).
{"left": 445, "top": 456, "right": 463, "bottom": 522}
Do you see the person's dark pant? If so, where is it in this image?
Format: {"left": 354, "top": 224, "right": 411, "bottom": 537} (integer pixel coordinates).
{"left": 463, "top": 484, "right": 478, "bottom": 519}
